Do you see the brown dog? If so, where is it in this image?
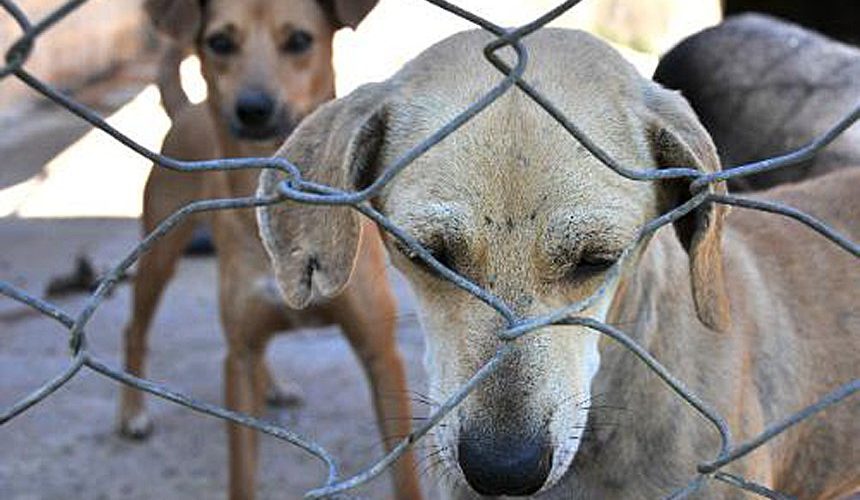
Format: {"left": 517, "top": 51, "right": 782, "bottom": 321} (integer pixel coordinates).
{"left": 119, "top": 1, "right": 421, "bottom": 499}
{"left": 655, "top": 14, "right": 860, "bottom": 191}
{"left": 258, "top": 29, "right": 859, "bottom": 498}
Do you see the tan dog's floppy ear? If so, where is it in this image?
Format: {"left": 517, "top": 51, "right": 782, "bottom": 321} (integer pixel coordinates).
{"left": 318, "top": 0, "right": 379, "bottom": 29}
{"left": 257, "top": 83, "right": 390, "bottom": 309}
{"left": 645, "top": 85, "right": 731, "bottom": 332}
{"left": 144, "top": 0, "right": 202, "bottom": 44}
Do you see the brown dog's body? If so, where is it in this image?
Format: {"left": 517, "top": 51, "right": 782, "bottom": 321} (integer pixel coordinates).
{"left": 654, "top": 14, "right": 860, "bottom": 192}
{"left": 258, "top": 29, "right": 859, "bottom": 498}
{"left": 120, "top": 1, "right": 420, "bottom": 499}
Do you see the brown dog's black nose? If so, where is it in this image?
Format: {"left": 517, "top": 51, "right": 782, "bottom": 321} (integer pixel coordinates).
{"left": 457, "top": 430, "right": 553, "bottom": 496}
{"left": 235, "top": 89, "right": 275, "bottom": 128}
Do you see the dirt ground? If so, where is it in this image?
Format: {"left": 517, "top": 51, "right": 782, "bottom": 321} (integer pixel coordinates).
{"left": 0, "top": 66, "right": 432, "bottom": 500}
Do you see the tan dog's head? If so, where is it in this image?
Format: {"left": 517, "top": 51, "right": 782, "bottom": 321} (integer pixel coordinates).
{"left": 258, "top": 29, "right": 728, "bottom": 496}
{"left": 145, "top": 0, "right": 377, "bottom": 145}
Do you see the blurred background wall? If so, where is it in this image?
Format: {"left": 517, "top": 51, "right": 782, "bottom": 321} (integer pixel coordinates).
{"left": 5, "top": 0, "right": 858, "bottom": 116}
{"left": 0, "top": 0, "right": 147, "bottom": 112}
{"left": 1, "top": 0, "right": 727, "bottom": 114}
{"left": 0, "top": 0, "right": 724, "bottom": 219}
{"left": 332, "top": 0, "right": 722, "bottom": 95}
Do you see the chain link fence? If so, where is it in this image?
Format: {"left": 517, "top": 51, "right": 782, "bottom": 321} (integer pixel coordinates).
{"left": 1, "top": 0, "right": 858, "bottom": 498}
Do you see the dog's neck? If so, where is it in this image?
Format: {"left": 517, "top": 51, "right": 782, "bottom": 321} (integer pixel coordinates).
{"left": 563, "top": 230, "right": 748, "bottom": 497}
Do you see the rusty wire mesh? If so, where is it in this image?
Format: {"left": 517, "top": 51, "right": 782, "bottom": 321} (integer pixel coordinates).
{"left": 1, "top": 0, "right": 859, "bottom": 498}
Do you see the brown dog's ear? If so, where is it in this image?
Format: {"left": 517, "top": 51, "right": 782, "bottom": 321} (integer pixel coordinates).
{"left": 144, "top": 0, "right": 202, "bottom": 44}
{"left": 318, "top": 0, "right": 379, "bottom": 29}
{"left": 645, "top": 85, "right": 731, "bottom": 332}
{"left": 257, "top": 83, "right": 389, "bottom": 309}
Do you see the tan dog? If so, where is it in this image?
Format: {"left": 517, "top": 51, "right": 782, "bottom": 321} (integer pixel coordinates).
{"left": 655, "top": 13, "right": 860, "bottom": 192}
{"left": 120, "top": 1, "right": 421, "bottom": 499}
{"left": 258, "top": 29, "right": 859, "bottom": 498}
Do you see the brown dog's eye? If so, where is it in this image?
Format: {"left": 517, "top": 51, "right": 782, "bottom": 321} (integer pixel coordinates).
{"left": 206, "top": 33, "right": 238, "bottom": 55}
{"left": 282, "top": 30, "right": 314, "bottom": 54}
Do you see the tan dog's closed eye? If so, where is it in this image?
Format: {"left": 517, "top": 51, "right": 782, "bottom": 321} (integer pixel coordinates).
{"left": 259, "top": 28, "right": 859, "bottom": 498}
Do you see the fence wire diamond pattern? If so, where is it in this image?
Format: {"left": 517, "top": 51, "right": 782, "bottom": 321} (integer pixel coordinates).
{"left": 1, "top": 1, "right": 858, "bottom": 498}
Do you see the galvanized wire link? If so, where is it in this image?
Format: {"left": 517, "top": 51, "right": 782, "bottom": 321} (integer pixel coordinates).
{"left": 1, "top": 0, "right": 858, "bottom": 499}
{"left": 713, "top": 472, "right": 795, "bottom": 500}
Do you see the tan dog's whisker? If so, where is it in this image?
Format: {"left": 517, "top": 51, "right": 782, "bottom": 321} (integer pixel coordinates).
{"left": 415, "top": 451, "right": 447, "bottom": 478}
{"left": 415, "top": 449, "right": 457, "bottom": 486}
{"left": 376, "top": 395, "right": 441, "bottom": 410}
{"left": 358, "top": 432, "right": 442, "bottom": 457}
{"left": 375, "top": 389, "right": 443, "bottom": 408}
{"left": 579, "top": 404, "right": 630, "bottom": 413}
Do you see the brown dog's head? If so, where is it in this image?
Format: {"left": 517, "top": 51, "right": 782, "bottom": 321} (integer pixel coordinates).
{"left": 258, "top": 29, "right": 729, "bottom": 496}
{"left": 144, "top": 0, "right": 377, "bottom": 146}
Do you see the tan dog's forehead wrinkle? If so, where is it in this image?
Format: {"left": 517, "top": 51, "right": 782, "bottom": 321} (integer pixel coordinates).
{"left": 383, "top": 94, "right": 658, "bottom": 305}
{"left": 377, "top": 30, "right": 673, "bottom": 302}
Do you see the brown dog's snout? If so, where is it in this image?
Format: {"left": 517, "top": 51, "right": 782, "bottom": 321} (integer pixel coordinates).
{"left": 231, "top": 89, "right": 293, "bottom": 141}
{"left": 457, "top": 428, "right": 553, "bottom": 496}
{"left": 235, "top": 89, "right": 276, "bottom": 127}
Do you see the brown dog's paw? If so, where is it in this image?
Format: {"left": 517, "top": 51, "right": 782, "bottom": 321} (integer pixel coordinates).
{"left": 118, "top": 413, "right": 153, "bottom": 440}
{"left": 265, "top": 379, "right": 304, "bottom": 408}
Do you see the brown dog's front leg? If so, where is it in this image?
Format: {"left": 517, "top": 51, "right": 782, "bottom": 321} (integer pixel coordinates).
{"left": 339, "top": 302, "right": 422, "bottom": 499}
{"left": 225, "top": 348, "right": 266, "bottom": 500}
{"left": 336, "top": 232, "right": 423, "bottom": 500}
{"left": 119, "top": 175, "right": 198, "bottom": 440}
{"left": 262, "top": 354, "right": 303, "bottom": 408}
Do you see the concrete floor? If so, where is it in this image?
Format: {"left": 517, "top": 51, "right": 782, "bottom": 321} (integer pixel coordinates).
{"left": 0, "top": 70, "right": 431, "bottom": 500}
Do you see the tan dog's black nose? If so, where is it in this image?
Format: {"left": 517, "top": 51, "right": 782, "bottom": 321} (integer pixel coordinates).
{"left": 236, "top": 89, "right": 276, "bottom": 128}
{"left": 457, "top": 430, "right": 553, "bottom": 496}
